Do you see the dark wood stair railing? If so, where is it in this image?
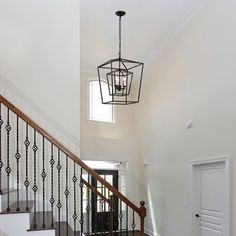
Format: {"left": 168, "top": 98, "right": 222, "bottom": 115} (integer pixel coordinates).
{"left": 0, "top": 95, "right": 146, "bottom": 236}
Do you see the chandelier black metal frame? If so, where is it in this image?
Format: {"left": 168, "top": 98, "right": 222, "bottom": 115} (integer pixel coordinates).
{"left": 97, "top": 11, "right": 144, "bottom": 105}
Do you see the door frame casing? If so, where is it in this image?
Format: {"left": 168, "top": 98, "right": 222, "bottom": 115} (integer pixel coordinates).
{"left": 190, "top": 155, "right": 230, "bottom": 236}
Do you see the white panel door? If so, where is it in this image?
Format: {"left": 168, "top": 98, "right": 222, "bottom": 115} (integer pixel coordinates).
{"left": 194, "top": 162, "right": 227, "bottom": 236}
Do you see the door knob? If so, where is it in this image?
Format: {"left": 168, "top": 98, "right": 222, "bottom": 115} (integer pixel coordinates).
{"left": 195, "top": 213, "right": 200, "bottom": 218}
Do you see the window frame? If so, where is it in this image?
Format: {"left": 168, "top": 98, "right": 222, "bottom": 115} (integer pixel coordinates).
{"left": 87, "top": 79, "right": 115, "bottom": 124}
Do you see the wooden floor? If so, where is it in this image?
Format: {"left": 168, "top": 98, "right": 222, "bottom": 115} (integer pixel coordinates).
{"left": 85, "top": 230, "right": 149, "bottom": 236}
{"left": 55, "top": 222, "right": 81, "bottom": 236}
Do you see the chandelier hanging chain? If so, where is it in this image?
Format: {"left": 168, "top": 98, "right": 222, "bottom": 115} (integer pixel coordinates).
{"left": 119, "top": 15, "right": 122, "bottom": 59}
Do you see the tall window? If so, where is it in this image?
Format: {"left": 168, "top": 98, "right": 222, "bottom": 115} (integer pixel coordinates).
{"left": 89, "top": 80, "right": 114, "bottom": 123}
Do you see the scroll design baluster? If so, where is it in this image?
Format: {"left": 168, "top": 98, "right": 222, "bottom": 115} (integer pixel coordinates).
{"left": 15, "top": 116, "right": 21, "bottom": 211}
{"left": 65, "top": 155, "right": 69, "bottom": 236}
{"left": 49, "top": 143, "right": 55, "bottom": 228}
{"left": 86, "top": 175, "right": 91, "bottom": 234}
{"left": 101, "top": 184, "right": 105, "bottom": 235}
{"left": 41, "top": 137, "right": 46, "bottom": 228}
{"left": 5, "top": 108, "right": 11, "bottom": 212}
{"left": 109, "top": 195, "right": 114, "bottom": 235}
{"left": 72, "top": 161, "right": 78, "bottom": 234}
{"left": 126, "top": 204, "right": 128, "bottom": 232}
{"left": 80, "top": 167, "right": 84, "bottom": 233}
{"left": 119, "top": 200, "right": 123, "bottom": 232}
{"left": 32, "top": 129, "right": 38, "bottom": 229}
{"left": 24, "top": 123, "right": 30, "bottom": 211}
{"left": 131, "top": 209, "right": 136, "bottom": 232}
{"left": 57, "top": 149, "right": 62, "bottom": 235}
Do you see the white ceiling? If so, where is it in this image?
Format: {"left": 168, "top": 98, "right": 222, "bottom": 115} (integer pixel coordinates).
{"left": 81, "top": 0, "right": 207, "bottom": 72}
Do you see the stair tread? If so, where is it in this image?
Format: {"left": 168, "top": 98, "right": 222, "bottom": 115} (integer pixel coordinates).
{"left": 85, "top": 230, "right": 149, "bottom": 236}
{"left": 0, "top": 200, "right": 34, "bottom": 214}
{"left": 27, "top": 216, "right": 81, "bottom": 235}
{"left": 55, "top": 222, "right": 81, "bottom": 236}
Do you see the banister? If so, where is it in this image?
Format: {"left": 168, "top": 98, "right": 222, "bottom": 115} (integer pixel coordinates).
{"left": 0, "top": 95, "right": 144, "bottom": 216}
{"left": 81, "top": 178, "right": 110, "bottom": 204}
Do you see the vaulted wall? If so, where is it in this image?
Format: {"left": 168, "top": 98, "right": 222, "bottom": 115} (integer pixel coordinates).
{"left": 136, "top": 0, "right": 236, "bottom": 235}
{"left": 0, "top": 0, "right": 80, "bottom": 153}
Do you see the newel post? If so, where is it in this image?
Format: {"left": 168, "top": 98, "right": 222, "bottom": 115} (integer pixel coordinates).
{"left": 139, "top": 201, "right": 146, "bottom": 236}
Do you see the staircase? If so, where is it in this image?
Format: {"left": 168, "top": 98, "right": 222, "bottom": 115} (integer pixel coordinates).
{"left": 0, "top": 95, "right": 146, "bottom": 236}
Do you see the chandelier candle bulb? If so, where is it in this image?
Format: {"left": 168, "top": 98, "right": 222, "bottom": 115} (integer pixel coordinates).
{"left": 115, "top": 76, "right": 120, "bottom": 86}
{"left": 123, "top": 77, "right": 127, "bottom": 87}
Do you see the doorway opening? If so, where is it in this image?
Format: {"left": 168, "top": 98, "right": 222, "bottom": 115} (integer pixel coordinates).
{"left": 92, "top": 169, "right": 119, "bottom": 232}
{"left": 83, "top": 160, "right": 128, "bottom": 234}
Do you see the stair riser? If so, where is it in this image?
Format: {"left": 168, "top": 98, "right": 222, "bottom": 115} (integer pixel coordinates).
{"left": 0, "top": 213, "right": 55, "bottom": 236}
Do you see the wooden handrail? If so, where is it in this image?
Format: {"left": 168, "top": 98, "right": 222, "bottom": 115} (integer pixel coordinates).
{"left": 0, "top": 95, "right": 144, "bottom": 216}
{"left": 81, "top": 178, "right": 110, "bottom": 204}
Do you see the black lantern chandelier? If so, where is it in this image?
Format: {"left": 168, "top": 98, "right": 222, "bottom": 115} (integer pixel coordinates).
{"left": 97, "top": 11, "right": 144, "bottom": 105}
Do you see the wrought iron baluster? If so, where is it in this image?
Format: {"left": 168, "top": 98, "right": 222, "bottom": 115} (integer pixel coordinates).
{"left": 91, "top": 190, "right": 96, "bottom": 234}
{"left": 32, "top": 129, "right": 38, "bottom": 229}
{"left": 57, "top": 149, "right": 62, "bottom": 235}
{"left": 101, "top": 184, "right": 104, "bottom": 235}
{"left": 119, "top": 200, "right": 123, "bottom": 233}
{"left": 99, "top": 193, "right": 102, "bottom": 235}
{"left": 0, "top": 103, "right": 3, "bottom": 195}
{"left": 98, "top": 183, "right": 104, "bottom": 233}
{"left": 24, "top": 123, "right": 30, "bottom": 211}
{"left": 104, "top": 185, "right": 107, "bottom": 234}
{"left": 104, "top": 185, "right": 107, "bottom": 211}
{"left": 126, "top": 205, "right": 128, "bottom": 233}
{"left": 64, "top": 155, "right": 69, "bottom": 236}
{"left": 5, "top": 108, "right": 11, "bottom": 212}
{"left": 94, "top": 191, "right": 98, "bottom": 235}
{"left": 109, "top": 194, "right": 114, "bottom": 235}
{"left": 41, "top": 137, "right": 46, "bottom": 228}
{"left": 131, "top": 209, "right": 136, "bottom": 232}
{"left": 49, "top": 143, "right": 55, "bottom": 228}
{"left": 15, "top": 116, "right": 21, "bottom": 211}
{"left": 86, "top": 174, "right": 91, "bottom": 234}
{"left": 80, "top": 168, "right": 84, "bottom": 234}
{"left": 72, "top": 161, "right": 78, "bottom": 235}
{"left": 114, "top": 195, "right": 118, "bottom": 233}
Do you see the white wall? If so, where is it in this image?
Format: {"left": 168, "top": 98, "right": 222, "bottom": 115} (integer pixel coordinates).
{"left": 136, "top": 0, "right": 236, "bottom": 235}
{"left": 0, "top": 0, "right": 80, "bottom": 153}
{"left": 0, "top": 1, "right": 81, "bottom": 228}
